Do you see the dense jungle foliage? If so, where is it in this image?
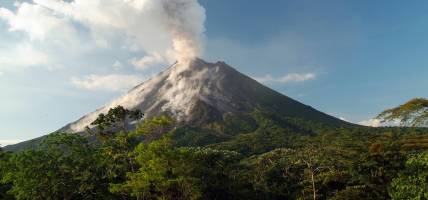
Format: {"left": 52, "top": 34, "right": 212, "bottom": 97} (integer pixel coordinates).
{"left": 1, "top": 105, "right": 428, "bottom": 200}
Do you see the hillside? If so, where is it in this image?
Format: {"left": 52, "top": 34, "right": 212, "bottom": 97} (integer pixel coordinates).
{"left": 61, "top": 58, "right": 348, "bottom": 132}
{"left": 5, "top": 59, "right": 349, "bottom": 151}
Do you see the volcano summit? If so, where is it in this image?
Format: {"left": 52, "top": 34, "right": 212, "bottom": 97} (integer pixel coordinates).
{"left": 6, "top": 58, "right": 348, "bottom": 151}
{"left": 61, "top": 58, "right": 345, "bottom": 133}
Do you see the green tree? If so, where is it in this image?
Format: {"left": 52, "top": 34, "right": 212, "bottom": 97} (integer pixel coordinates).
{"left": 189, "top": 147, "right": 242, "bottom": 199}
{"left": 110, "top": 136, "right": 201, "bottom": 200}
{"left": 0, "top": 148, "right": 13, "bottom": 200}
{"left": 389, "top": 152, "right": 428, "bottom": 200}
{"left": 2, "top": 133, "right": 113, "bottom": 200}
{"left": 351, "top": 137, "right": 406, "bottom": 199}
{"left": 110, "top": 116, "right": 196, "bottom": 200}
{"left": 135, "top": 115, "right": 176, "bottom": 141}
{"left": 244, "top": 148, "right": 304, "bottom": 199}
{"left": 90, "top": 105, "right": 143, "bottom": 140}
{"left": 294, "top": 143, "right": 339, "bottom": 200}
{"left": 99, "top": 131, "right": 140, "bottom": 189}
{"left": 112, "top": 115, "right": 245, "bottom": 200}
{"left": 89, "top": 106, "right": 144, "bottom": 188}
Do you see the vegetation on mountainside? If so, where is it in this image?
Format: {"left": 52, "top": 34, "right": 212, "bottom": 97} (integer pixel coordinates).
{"left": 377, "top": 98, "right": 428, "bottom": 127}
{"left": 389, "top": 152, "right": 428, "bottom": 199}
{"left": 0, "top": 104, "right": 428, "bottom": 199}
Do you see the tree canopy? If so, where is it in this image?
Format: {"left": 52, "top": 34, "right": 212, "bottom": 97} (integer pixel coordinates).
{"left": 377, "top": 98, "right": 428, "bottom": 127}
{"left": 1, "top": 105, "right": 428, "bottom": 199}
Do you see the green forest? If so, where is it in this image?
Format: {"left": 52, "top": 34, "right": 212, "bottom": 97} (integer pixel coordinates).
{"left": 1, "top": 99, "right": 428, "bottom": 200}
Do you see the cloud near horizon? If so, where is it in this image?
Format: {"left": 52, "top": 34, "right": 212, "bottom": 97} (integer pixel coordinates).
{"left": 0, "top": 139, "right": 22, "bottom": 147}
{"left": 358, "top": 118, "right": 382, "bottom": 127}
{"left": 358, "top": 118, "right": 401, "bottom": 127}
{"left": 254, "top": 73, "right": 316, "bottom": 84}
{"left": 70, "top": 74, "right": 145, "bottom": 92}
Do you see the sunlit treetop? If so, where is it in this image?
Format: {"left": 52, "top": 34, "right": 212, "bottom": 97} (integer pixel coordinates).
{"left": 377, "top": 98, "right": 428, "bottom": 127}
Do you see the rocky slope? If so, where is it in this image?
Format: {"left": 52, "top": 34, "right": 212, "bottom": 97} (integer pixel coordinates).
{"left": 5, "top": 58, "right": 348, "bottom": 151}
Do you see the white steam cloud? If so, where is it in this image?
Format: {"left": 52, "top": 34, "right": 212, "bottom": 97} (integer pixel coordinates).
{"left": 1, "top": 0, "right": 206, "bottom": 67}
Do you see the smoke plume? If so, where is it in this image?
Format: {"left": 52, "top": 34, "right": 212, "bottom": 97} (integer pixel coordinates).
{"left": 20, "top": 0, "right": 206, "bottom": 66}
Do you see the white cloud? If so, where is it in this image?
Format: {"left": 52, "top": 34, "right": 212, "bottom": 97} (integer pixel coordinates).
{"left": 254, "top": 73, "right": 316, "bottom": 84}
{"left": 0, "top": 139, "right": 22, "bottom": 147}
{"left": 0, "top": 42, "right": 51, "bottom": 70}
{"left": 0, "top": 0, "right": 206, "bottom": 75}
{"left": 359, "top": 118, "right": 382, "bottom": 127}
{"left": 0, "top": 2, "right": 89, "bottom": 72}
{"left": 70, "top": 74, "right": 144, "bottom": 92}
{"left": 112, "top": 60, "right": 123, "bottom": 70}
{"left": 328, "top": 113, "right": 350, "bottom": 122}
{"left": 358, "top": 118, "right": 401, "bottom": 127}
{"left": 339, "top": 117, "right": 349, "bottom": 122}
{"left": 130, "top": 53, "right": 165, "bottom": 70}
{"left": 0, "top": 2, "right": 77, "bottom": 42}
{"left": 28, "top": 0, "right": 206, "bottom": 64}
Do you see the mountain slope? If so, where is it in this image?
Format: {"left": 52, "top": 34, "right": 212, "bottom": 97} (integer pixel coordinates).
{"left": 61, "top": 58, "right": 346, "bottom": 133}
{"left": 5, "top": 58, "right": 349, "bottom": 151}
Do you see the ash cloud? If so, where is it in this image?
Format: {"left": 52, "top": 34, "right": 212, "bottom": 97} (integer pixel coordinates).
{"left": 2, "top": 0, "right": 206, "bottom": 67}
{"left": 162, "top": 0, "right": 206, "bottom": 65}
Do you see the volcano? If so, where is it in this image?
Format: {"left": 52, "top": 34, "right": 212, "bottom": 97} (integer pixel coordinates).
{"left": 61, "top": 58, "right": 345, "bottom": 132}
{"left": 5, "top": 58, "right": 349, "bottom": 151}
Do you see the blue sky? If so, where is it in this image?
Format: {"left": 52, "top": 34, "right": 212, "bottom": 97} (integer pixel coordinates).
{"left": 1, "top": 0, "right": 428, "bottom": 145}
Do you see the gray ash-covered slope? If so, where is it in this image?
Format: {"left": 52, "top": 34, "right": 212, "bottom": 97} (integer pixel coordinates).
{"left": 61, "top": 58, "right": 345, "bottom": 133}
{"left": 5, "top": 58, "right": 348, "bottom": 151}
